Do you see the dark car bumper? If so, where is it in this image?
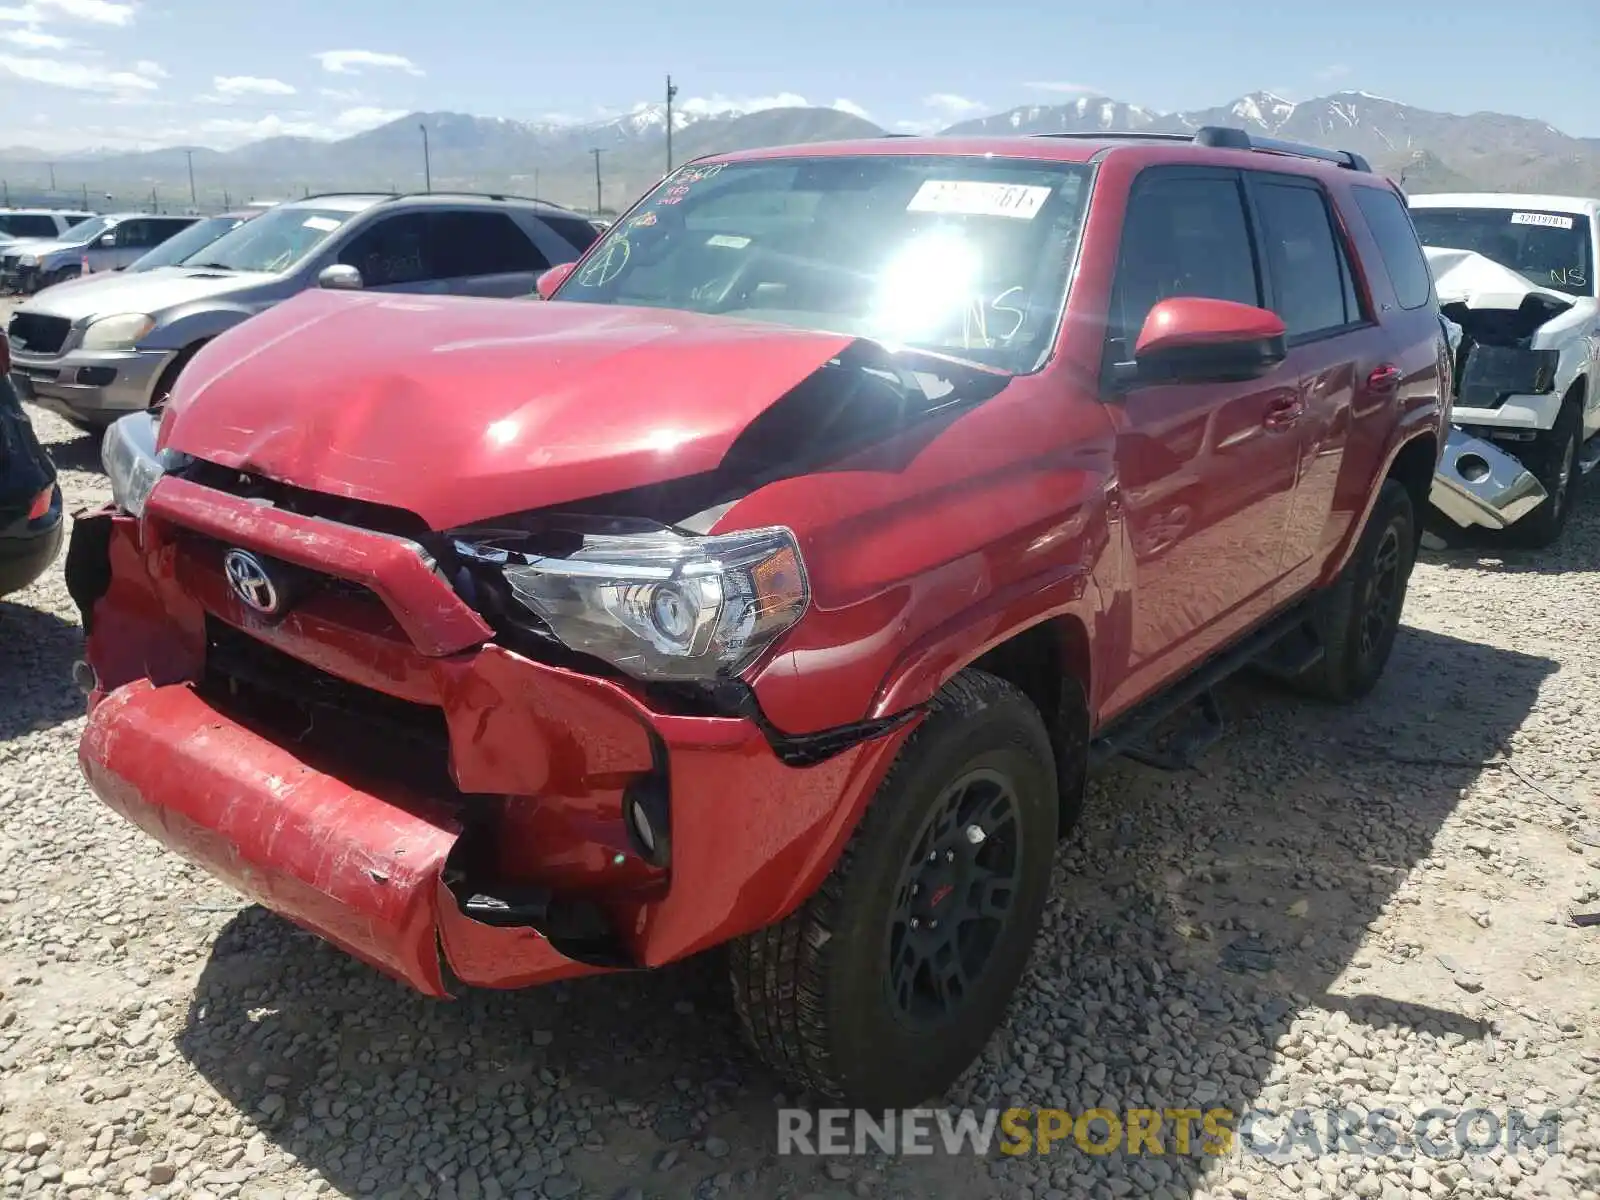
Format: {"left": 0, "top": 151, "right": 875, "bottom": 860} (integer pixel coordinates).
{"left": 0, "top": 485, "right": 64, "bottom": 596}
{"left": 0, "top": 374, "right": 63, "bottom": 596}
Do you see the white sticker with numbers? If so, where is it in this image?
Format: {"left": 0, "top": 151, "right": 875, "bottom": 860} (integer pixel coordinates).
{"left": 907, "top": 180, "right": 1052, "bottom": 220}
{"left": 1510, "top": 212, "right": 1574, "bottom": 229}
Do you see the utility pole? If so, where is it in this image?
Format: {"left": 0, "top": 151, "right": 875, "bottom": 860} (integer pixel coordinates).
{"left": 419, "top": 123, "right": 432, "bottom": 193}
{"left": 590, "top": 147, "right": 605, "bottom": 214}
{"left": 223, "top": 188, "right": 231, "bottom": 209}
{"left": 81, "top": 183, "right": 88, "bottom": 209}
{"left": 2, "top": 180, "right": 8, "bottom": 206}
{"left": 186, "top": 149, "right": 197, "bottom": 207}
{"left": 150, "top": 186, "right": 158, "bottom": 213}
{"left": 665, "top": 74, "right": 679, "bottom": 176}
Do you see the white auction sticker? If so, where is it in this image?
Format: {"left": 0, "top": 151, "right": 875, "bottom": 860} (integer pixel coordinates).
{"left": 705, "top": 234, "right": 751, "bottom": 248}
{"left": 1510, "top": 211, "right": 1574, "bottom": 230}
{"left": 907, "top": 180, "right": 1052, "bottom": 220}
{"left": 302, "top": 216, "right": 341, "bottom": 232}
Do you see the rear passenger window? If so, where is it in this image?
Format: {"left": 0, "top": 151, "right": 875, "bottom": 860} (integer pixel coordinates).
{"left": 1109, "top": 172, "right": 1260, "bottom": 357}
{"left": 0, "top": 215, "right": 57, "bottom": 237}
{"left": 1352, "top": 186, "right": 1433, "bottom": 310}
{"left": 427, "top": 212, "right": 546, "bottom": 276}
{"left": 1249, "top": 178, "right": 1363, "bottom": 339}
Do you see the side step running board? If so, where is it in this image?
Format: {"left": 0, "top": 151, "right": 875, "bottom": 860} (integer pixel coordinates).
{"left": 1088, "top": 606, "right": 1321, "bottom": 773}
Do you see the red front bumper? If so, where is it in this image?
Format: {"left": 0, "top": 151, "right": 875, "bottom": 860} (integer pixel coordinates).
{"left": 70, "top": 488, "right": 913, "bottom": 997}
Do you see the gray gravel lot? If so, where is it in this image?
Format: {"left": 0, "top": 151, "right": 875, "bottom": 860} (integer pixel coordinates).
{"left": 1, "top": 324, "right": 1598, "bottom": 1198}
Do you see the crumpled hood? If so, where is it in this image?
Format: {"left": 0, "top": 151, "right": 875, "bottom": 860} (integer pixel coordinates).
{"left": 161, "top": 289, "right": 860, "bottom": 530}
{"left": 18, "top": 266, "right": 260, "bottom": 320}
{"left": 1424, "top": 246, "right": 1576, "bottom": 314}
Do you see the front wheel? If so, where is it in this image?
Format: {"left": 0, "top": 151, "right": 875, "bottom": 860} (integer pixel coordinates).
{"left": 1294, "top": 477, "right": 1417, "bottom": 703}
{"left": 730, "top": 669, "right": 1061, "bottom": 1108}
{"left": 1503, "top": 399, "right": 1581, "bottom": 549}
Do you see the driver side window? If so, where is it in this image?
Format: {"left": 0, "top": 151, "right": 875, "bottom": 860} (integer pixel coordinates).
{"left": 337, "top": 214, "right": 431, "bottom": 287}
{"left": 1107, "top": 170, "right": 1262, "bottom": 362}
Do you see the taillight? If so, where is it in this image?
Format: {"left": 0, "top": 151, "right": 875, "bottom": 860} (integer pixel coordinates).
{"left": 27, "top": 486, "right": 53, "bottom": 521}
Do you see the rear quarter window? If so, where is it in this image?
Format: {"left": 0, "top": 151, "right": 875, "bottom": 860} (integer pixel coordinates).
{"left": 542, "top": 215, "right": 602, "bottom": 254}
{"left": 1351, "top": 186, "right": 1433, "bottom": 310}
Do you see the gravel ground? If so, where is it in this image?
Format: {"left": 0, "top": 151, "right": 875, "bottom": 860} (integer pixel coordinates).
{"left": 2, "top": 329, "right": 1598, "bottom": 1199}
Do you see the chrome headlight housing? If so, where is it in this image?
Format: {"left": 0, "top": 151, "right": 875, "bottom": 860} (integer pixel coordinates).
{"left": 101, "top": 411, "right": 192, "bottom": 517}
{"left": 81, "top": 313, "right": 156, "bottom": 352}
{"left": 455, "top": 525, "right": 809, "bottom": 682}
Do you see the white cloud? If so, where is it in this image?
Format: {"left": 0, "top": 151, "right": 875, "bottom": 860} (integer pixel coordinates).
{"left": 1024, "top": 81, "right": 1098, "bottom": 95}
{"left": 314, "top": 49, "right": 423, "bottom": 77}
{"left": 0, "top": 25, "right": 66, "bottom": 46}
{"left": 1315, "top": 64, "right": 1351, "bottom": 82}
{"left": 319, "top": 85, "right": 362, "bottom": 102}
{"left": 922, "top": 93, "right": 987, "bottom": 120}
{"left": 0, "top": 52, "right": 162, "bottom": 92}
{"left": 0, "top": 0, "right": 135, "bottom": 24}
{"left": 212, "top": 74, "right": 297, "bottom": 98}
{"left": 196, "top": 105, "right": 406, "bottom": 148}
{"left": 831, "top": 98, "right": 871, "bottom": 120}
{"left": 675, "top": 90, "right": 809, "bottom": 118}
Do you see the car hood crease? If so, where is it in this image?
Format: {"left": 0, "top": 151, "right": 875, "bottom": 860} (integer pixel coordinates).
{"left": 160, "top": 289, "right": 863, "bottom": 530}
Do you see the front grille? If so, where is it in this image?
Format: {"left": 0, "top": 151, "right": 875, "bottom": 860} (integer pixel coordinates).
{"left": 199, "top": 617, "right": 461, "bottom": 798}
{"left": 0, "top": 253, "right": 17, "bottom": 273}
{"left": 7, "top": 310, "right": 71, "bottom": 356}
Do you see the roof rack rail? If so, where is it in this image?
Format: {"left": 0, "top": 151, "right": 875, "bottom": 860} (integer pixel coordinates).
{"left": 1193, "top": 125, "right": 1372, "bottom": 172}
{"left": 1031, "top": 131, "right": 1195, "bottom": 143}
{"left": 382, "top": 190, "right": 584, "bottom": 211}
{"left": 1030, "top": 125, "right": 1373, "bottom": 172}
{"left": 286, "top": 190, "right": 581, "bottom": 212}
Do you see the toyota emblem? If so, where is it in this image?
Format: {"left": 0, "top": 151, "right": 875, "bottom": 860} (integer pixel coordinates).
{"left": 223, "top": 549, "right": 281, "bottom": 615}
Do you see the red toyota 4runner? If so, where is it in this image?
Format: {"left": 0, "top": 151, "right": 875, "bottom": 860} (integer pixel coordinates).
{"left": 67, "top": 128, "right": 1449, "bottom": 1108}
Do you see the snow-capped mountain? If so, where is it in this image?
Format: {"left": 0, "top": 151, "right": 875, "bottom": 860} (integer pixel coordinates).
{"left": 2, "top": 89, "right": 1596, "bottom": 212}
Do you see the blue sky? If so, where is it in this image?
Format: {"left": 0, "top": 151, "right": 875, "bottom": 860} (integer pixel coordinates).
{"left": 1, "top": 0, "right": 1598, "bottom": 153}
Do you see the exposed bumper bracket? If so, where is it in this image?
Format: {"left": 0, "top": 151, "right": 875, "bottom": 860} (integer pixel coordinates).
{"left": 1428, "top": 427, "right": 1547, "bottom": 530}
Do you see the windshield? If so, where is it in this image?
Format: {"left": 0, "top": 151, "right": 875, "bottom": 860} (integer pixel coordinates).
{"left": 1411, "top": 206, "right": 1594, "bottom": 296}
{"left": 51, "top": 215, "right": 113, "bottom": 246}
{"left": 180, "top": 205, "right": 355, "bottom": 273}
{"left": 131, "top": 215, "right": 245, "bottom": 270}
{"left": 555, "top": 155, "right": 1094, "bottom": 372}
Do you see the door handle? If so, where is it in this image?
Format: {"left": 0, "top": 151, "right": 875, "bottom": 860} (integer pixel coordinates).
{"left": 1367, "top": 364, "right": 1403, "bottom": 395}
{"left": 1263, "top": 394, "right": 1305, "bottom": 431}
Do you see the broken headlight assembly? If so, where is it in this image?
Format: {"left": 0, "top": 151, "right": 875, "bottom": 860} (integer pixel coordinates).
{"left": 101, "top": 410, "right": 193, "bottom": 517}
{"left": 452, "top": 526, "right": 809, "bottom": 682}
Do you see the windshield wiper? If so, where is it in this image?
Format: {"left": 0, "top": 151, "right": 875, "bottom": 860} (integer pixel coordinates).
{"left": 185, "top": 262, "right": 237, "bottom": 272}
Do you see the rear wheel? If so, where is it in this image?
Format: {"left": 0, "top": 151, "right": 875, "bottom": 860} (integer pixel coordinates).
{"left": 729, "top": 669, "right": 1060, "bottom": 1108}
{"left": 1295, "top": 478, "right": 1417, "bottom": 703}
{"left": 1503, "top": 395, "right": 1581, "bottom": 549}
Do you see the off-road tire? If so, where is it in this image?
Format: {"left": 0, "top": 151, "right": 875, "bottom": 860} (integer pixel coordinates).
{"left": 1503, "top": 395, "right": 1582, "bottom": 549}
{"left": 1295, "top": 478, "right": 1417, "bottom": 703}
{"left": 729, "top": 669, "right": 1060, "bottom": 1108}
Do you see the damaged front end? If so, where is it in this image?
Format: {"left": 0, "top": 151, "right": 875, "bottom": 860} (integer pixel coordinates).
{"left": 1424, "top": 246, "right": 1579, "bottom": 531}
{"left": 64, "top": 331, "right": 989, "bottom": 999}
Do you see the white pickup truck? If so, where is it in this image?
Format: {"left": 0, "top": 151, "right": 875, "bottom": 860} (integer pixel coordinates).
{"left": 1411, "top": 193, "right": 1600, "bottom": 547}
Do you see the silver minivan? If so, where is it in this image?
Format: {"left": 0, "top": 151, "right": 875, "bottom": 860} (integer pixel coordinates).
{"left": 0, "top": 213, "right": 200, "bottom": 293}
{"left": 8, "top": 191, "right": 599, "bottom": 428}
